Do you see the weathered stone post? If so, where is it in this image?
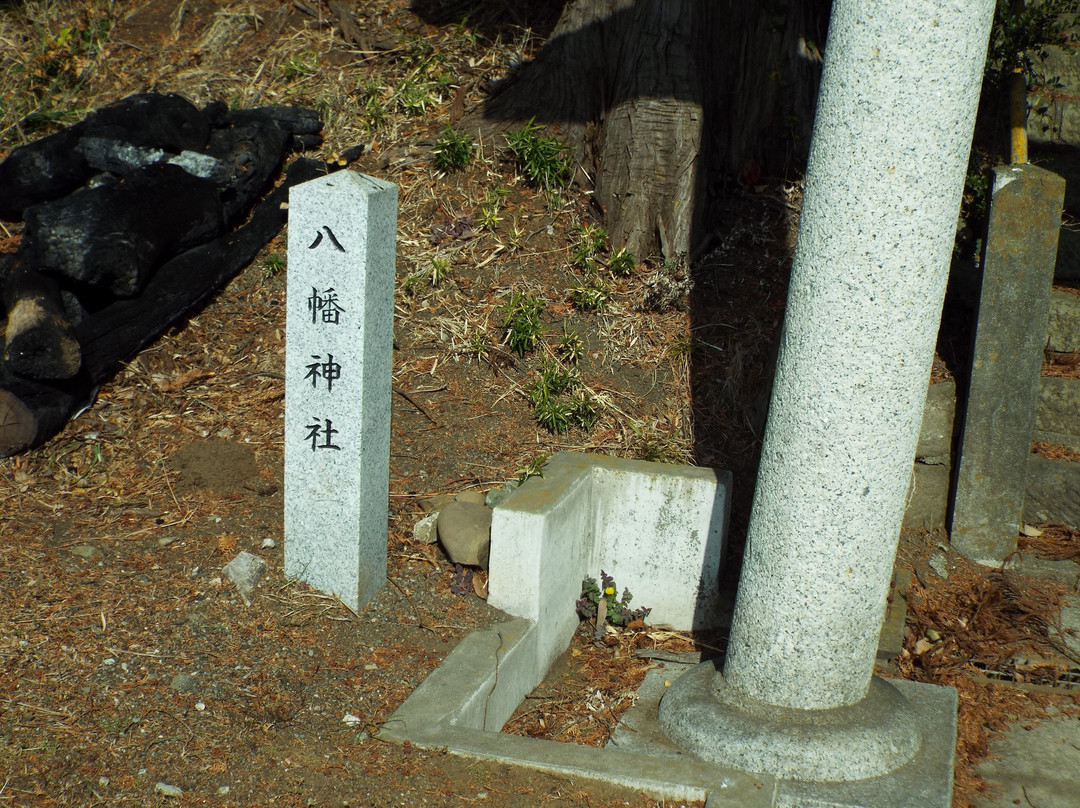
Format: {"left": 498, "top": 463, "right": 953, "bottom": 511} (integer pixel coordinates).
{"left": 660, "top": 0, "right": 995, "bottom": 786}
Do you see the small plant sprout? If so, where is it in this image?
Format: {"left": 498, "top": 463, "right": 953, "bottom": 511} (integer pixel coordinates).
{"left": 429, "top": 256, "right": 451, "bottom": 286}
{"left": 505, "top": 118, "right": 573, "bottom": 189}
{"left": 282, "top": 51, "right": 318, "bottom": 81}
{"left": 466, "top": 330, "right": 489, "bottom": 362}
{"left": 606, "top": 247, "right": 636, "bottom": 277}
{"left": 533, "top": 398, "right": 573, "bottom": 433}
{"left": 261, "top": 253, "right": 285, "bottom": 280}
{"left": 528, "top": 361, "right": 578, "bottom": 405}
{"left": 571, "top": 223, "right": 608, "bottom": 267}
{"left": 569, "top": 392, "right": 600, "bottom": 430}
{"left": 557, "top": 329, "right": 584, "bottom": 364}
{"left": 516, "top": 455, "right": 548, "bottom": 484}
{"left": 477, "top": 190, "right": 506, "bottom": 230}
{"left": 576, "top": 571, "right": 651, "bottom": 633}
{"left": 432, "top": 125, "right": 473, "bottom": 171}
{"left": 568, "top": 280, "right": 609, "bottom": 312}
{"left": 500, "top": 292, "right": 545, "bottom": 356}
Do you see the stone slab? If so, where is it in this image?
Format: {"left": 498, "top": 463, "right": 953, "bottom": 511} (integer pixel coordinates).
{"left": 914, "top": 379, "right": 955, "bottom": 462}
{"left": 951, "top": 164, "right": 1065, "bottom": 565}
{"left": 902, "top": 463, "right": 950, "bottom": 531}
{"left": 901, "top": 380, "right": 955, "bottom": 531}
{"left": 974, "top": 716, "right": 1080, "bottom": 808}
{"left": 1047, "top": 289, "right": 1080, "bottom": 352}
{"left": 284, "top": 171, "right": 397, "bottom": 612}
{"left": 1023, "top": 453, "right": 1080, "bottom": 527}
{"left": 1034, "top": 376, "right": 1080, "bottom": 453}
{"left": 383, "top": 613, "right": 954, "bottom": 807}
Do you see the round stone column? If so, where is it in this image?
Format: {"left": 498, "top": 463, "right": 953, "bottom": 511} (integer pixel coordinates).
{"left": 660, "top": 0, "right": 994, "bottom": 782}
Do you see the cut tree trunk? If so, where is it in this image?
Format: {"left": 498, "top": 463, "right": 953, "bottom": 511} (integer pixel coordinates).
{"left": 475, "top": 0, "right": 829, "bottom": 260}
{"left": 1, "top": 254, "right": 81, "bottom": 380}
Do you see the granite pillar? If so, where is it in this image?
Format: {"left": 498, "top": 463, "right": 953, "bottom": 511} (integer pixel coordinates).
{"left": 660, "top": 0, "right": 994, "bottom": 787}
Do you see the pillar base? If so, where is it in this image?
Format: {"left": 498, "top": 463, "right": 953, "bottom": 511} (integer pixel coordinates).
{"left": 658, "top": 661, "right": 922, "bottom": 782}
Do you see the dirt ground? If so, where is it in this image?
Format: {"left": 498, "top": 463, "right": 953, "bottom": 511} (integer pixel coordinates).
{"left": 1, "top": 2, "right": 1079, "bottom": 807}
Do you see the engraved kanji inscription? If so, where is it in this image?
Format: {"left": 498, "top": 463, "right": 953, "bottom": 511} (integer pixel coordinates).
{"left": 307, "top": 287, "right": 344, "bottom": 324}
{"left": 305, "top": 354, "right": 342, "bottom": 392}
{"left": 304, "top": 417, "right": 341, "bottom": 451}
{"left": 308, "top": 226, "right": 346, "bottom": 252}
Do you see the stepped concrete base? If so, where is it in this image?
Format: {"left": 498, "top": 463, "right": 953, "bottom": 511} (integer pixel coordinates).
{"left": 380, "top": 617, "right": 956, "bottom": 807}
{"left": 381, "top": 453, "right": 957, "bottom": 806}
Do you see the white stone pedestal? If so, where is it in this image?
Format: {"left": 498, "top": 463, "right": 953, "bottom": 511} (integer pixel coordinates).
{"left": 284, "top": 171, "right": 397, "bottom": 612}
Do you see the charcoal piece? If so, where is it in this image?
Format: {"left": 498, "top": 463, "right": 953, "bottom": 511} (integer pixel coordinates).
{"left": 0, "top": 129, "right": 91, "bottom": 220}
{"left": 79, "top": 138, "right": 229, "bottom": 182}
{"left": 78, "top": 137, "right": 166, "bottom": 175}
{"left": 204, "top": 119, "right": 293, "bottom": 224}
{"left": 21, "top": 163, "right": 225, "bottom": 297}
{"left": 203, "top": 106, "right": 323, "bottom": 223}
{"left": 78, "top": 92, "right": 210, "bottom": 152}
{"left": 0, "top": 157, "right": 343, "bottom": 457}
{"left": 2, "top": 253, "right": 81, "bottom": 380}
{"left": 223, "top": 105, "right": 324, "bottom": 137}
{"left": 0, "top": 93, "right": 210, "bottom": 220}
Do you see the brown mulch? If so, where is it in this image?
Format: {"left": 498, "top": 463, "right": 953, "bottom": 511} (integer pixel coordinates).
{"left": 1032, "top": 439, "right": 1080, "bottom": 462}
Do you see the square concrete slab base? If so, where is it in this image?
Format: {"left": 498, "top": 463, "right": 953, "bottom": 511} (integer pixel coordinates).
{"left": 613, "top": 664, "right": 957, "bottom": 808}
{"left": 380, "top": 617, "right": 958, "bottom": 807}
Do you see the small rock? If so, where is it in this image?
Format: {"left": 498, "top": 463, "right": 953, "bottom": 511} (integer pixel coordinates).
{"left": 170, "top": 674, "right": 197, "bottom": 693}
{"left": 454, "top": 491, "right": 486, "bottom": 506}
{"left": 417, "top": 493, "right": 455, "bottom": 513}
{"left": 413, "top": 512, "right": 439, "bottom": 544}
{"left": 485, "top": 482, "right": 518, "bottom": 508}
{"left": 98, "top": 777, "right": 110, "bottom": 787}
{"left": 261, "top": 538, "right": 277, "bottom": 550}
{"left": 157, "top": 536, "right": 179, "bottom": 547}
{"left": 222, "top": 551, "right": 268, "bottom": 604}
{"left": 343, "top": 713, "right": 362, "bottom": 726}
{"left": 155, "top": 782, "right": 183, "bottom": 798}
{"left": 927, "top": 552, "right": 948, "bottom": 580}
{"left": 70, "top": 544, "right": 104, "bottom": 561}
{"left": 218, "top": 786, "right": 230, "bottom": 795}
{"left": 195, "top": 702, "right": 205, "bottom": 711}
{"left": 437, "top": 501, "right": 492, "bottom": 569}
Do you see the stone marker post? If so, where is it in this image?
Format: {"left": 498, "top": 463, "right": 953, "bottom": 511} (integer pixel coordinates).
{"left": 660, "top": 0, "right": 994, "bottom": 787}
{"left": 951, "top": 165, "right": 1064, "bottom": 566}
{"left": 284, "top": 171, "right": 397, "bottom": 612}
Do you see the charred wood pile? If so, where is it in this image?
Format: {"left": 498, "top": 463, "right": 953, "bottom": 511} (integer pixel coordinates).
{"left": 0, "top": 92, "right": 348, "bottom": 456}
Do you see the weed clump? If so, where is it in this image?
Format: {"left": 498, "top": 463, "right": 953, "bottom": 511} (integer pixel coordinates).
{"left": 500, "top": 292, "right": 545, "bottom": 356}
{"left": 505, "top": 118, "right": 572, "bottom": 189}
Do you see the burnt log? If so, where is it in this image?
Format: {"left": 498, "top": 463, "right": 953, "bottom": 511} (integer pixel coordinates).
{"left": 1, "top": 253, "right": 81, "bottom": 380}
{"left": 0, "top": 157, "right": 343, "bottom": 457}
{"left": 203, "top": 105, "right": 325, "bottom": 224}
{"left": 0, "top": 93, "right": 210, "bottom": 220}
{"left": 20, "top": 163, "right": 226, "bottom": 298}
